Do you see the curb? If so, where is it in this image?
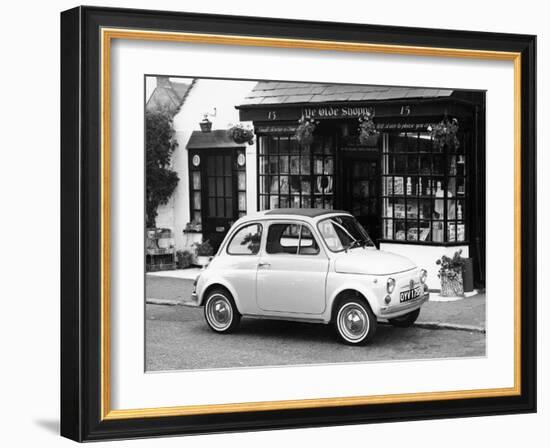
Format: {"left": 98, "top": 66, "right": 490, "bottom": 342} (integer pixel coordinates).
{"left": 413, "top": 321, "right": 485, "bottom": 333}
{"left": 146, "top": 299, "right": 486, "bottom": 333}
{"left": 146, "top": 298, "right": 185, "bottom": 306}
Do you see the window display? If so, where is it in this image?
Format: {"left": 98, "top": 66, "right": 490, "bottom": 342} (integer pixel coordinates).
{"left": 258, "top": 135, "right": 334, "bottom": 210}
{"left": 381, "top": 131, "right": 467, "bottom": 244}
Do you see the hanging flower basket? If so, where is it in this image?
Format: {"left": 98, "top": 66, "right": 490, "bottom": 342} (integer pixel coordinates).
{"left": 428, "top": 117, "right": 460, "bottom": 151}
{"left": 358, "top": 111, "right": 379, "bottom": 146}
{"left": 436, "top": 249, "right": 465, "bottom": 297}
{"left": 295, "top": 116, "right": 319, "bottom": 146}
{"left": 229, "top": 124, "right": 254, "bottom": 145}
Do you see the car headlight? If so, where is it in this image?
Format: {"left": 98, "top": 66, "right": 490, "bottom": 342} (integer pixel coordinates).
{"left": 386, "top": 277, "right": 396, "bottom": 294}
{"left": 420, "top": 269, "right": 428, "bottom": 284}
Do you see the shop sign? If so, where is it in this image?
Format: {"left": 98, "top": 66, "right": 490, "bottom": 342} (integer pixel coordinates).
{"left": 376, "top": 122, "right": 435, "bottom": 131}
{"left": 302, "top": 106, "right": 374, "bottom": 119}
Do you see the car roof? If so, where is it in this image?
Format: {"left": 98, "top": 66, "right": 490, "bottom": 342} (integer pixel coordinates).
{"left": 264, "top": 208, "right": 349, "bottom": 218}
{"left": 236, "top": 208, "right": 352, "bottom": 224}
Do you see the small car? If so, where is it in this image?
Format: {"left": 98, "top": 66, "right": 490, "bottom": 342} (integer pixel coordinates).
{"left": 190, "top": 209, "right": 429, "bottom": 345}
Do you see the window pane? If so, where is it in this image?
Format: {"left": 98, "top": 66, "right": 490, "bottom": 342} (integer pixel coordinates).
{"left": 269, "top": 176, "right": 279, "bottom": 194}
{"left": 238, "top": 171, "right": 246, "bottom": 191}
{"left": 193, "top": 211, "right": 202, "bottom": 224}
{"left": 280, "top": 176, "right": 289, "bottom": 194}
{"left": 269, "top": 195, "right": 279, "bottom": 209}
{"left": 383, "top": 219, "right": 393, "bottom": 239}
{"left": 192, "top": 171, "right": 201, "bottom": 190}
{"left": 299, "top": 226, "right": 320, "bottom": 255}
{"left": 193, "top": 192, "right": 201, "bottom": 210}
{"left": 300, "top": 156, "right": 311, "bottom": 174}
{"left": 419, "top": 221, "right": 430, "bottom": 242}
{"left": 279, "top": 156, "right": 289, "bottom": 174}
{"left": 238, "top": 192, "right": 246, "bottom": 212}
{"left": 432, "top": 221, "right": 444, "bottom": 242}
{"left": 227, "top": 224, "right": 262, "bottom": 255}
{"left": 266, "top": 223, "right": 298, "bottom": 254}
{"left": 290, "top": 156, "right": 300, "bottom": 174}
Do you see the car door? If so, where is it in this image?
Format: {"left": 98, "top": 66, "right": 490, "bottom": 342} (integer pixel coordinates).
{"left": 220, "top": 222, "right": 264, "bottom": 314}
{"left": 256, "top": 221, "right": 329, "bottom": 314}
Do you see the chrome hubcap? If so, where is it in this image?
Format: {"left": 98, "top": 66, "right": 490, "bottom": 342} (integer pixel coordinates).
{"left": 206, "top": 294, "right": 233, "bottom": 330}
{"left": 338, "top": 303, "right": 369, "bottom": 342}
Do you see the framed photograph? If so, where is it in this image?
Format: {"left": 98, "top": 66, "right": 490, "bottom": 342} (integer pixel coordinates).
{"left": 61, "top": 6, "right": 536, "bottom": 442}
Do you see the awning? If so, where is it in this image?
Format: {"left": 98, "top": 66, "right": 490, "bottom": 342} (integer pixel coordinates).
{"left": 186, "top": 130, "right": 244, "bottom": 150}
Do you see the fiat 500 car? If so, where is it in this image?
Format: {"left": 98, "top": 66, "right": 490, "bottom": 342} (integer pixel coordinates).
{"left": 190, "top": 209, "right": 429, "bottom": 345}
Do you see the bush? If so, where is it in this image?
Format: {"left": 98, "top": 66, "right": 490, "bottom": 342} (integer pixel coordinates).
{"left": 176, "top": 250, "right": 194, "bottom": 269}
{"left": 146, "top": 110, "right": 179, "bottom": 227}
{"left": 193, "top": 240, "right": 214, "bottom": 257}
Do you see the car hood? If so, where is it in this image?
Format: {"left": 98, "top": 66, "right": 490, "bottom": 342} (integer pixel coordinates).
{"left": 334, "top": 248, "right": 416, "bottom": 275}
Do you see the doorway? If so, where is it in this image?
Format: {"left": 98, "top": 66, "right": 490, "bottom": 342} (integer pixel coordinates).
{"left": 202, "top": 150, "right": 237, "bottom": 250}
{"left": 341, "top": 153, "right": 381, "bottom": 244}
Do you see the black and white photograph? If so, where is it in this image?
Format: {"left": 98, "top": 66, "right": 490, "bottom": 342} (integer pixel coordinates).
{"left": 144, "top": 76, "right": 486, "bottom": 371}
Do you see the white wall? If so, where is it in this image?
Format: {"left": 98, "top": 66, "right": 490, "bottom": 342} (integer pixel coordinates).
{"left": 156, "top": 78, "right": 257, "bottom": 250}
{"left": 0, "top": 1, "right": 546, "bottom": 448}
{"left": 380, "top": 243, "right": 469, "bottom": 288}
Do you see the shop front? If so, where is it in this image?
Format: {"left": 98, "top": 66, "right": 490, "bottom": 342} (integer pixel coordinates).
{"left": 237, "top": 82, "right": 485, "bottom": 288}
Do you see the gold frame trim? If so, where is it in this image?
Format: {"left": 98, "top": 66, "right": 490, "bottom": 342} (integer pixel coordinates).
{"left": 100, "top": 28, "right": 522, "bottom": 421}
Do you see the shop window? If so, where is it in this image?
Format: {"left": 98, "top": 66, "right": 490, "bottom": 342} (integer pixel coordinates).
{"left": 381, "top": 131, "right": 467, "bottom": 244}
{"left": 258, "top": 135, "right": 334, "bottom": 211}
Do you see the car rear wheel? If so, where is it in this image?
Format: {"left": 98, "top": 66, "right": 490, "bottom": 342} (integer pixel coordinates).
{"left": 204, "top": 288, "right": 241, "bottom": 333}
{"left": 335, "top": 298, "right": 377, "bottom": 345}
{"left": 388, "top": 308, "right": 421, "bottom": 327}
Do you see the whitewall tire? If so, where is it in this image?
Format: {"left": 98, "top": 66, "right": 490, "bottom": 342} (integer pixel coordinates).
{"left": 204, "top": 288, "right": 241, "bottom": 333}
{"left": 335, "top": 298, "right": 377, "bottom": 345}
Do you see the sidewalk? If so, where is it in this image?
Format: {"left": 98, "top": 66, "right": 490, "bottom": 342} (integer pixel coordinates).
{"left": 146, "top": 270, "right": 486, "bottom": 332}
{"left": 417, "top": 292, "right": 486, "bottom": 332}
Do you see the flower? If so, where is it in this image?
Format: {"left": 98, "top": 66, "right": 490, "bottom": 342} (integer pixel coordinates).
{"left": 229, "top": 123, "right": 254, "bottom": 145}
{"left": 357, "top": 112, "right": 379, "bottom": 144}
{"left": 430, "top": 117, "right": 460, "bottom": 150}
{"left": 295, "top": 115, "right": 319, "bottom": 145}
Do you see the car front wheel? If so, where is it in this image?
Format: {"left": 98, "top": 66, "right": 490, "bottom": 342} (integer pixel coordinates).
{"left": 388, "top": 308, "right": 421, "bottom": 327}
{"left": 204, "top": 288, "right": 241, "bottom": 333}
{"left": 335, "top": 298, "right": 377, "bottom": 345}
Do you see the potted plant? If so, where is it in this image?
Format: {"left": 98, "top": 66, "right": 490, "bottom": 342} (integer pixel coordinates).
{"left": 428, "top": 117, "right": 460, "bottom": 151}
{"left": 175, "top": 250, "right": 194, "bottom": 269}
{"left": 436, "top": 249, "right": 466, "bottom": 297}
{"left": 295, "top": 115, "right": 319, "bottom": 146}
{"left": 183, "top": 220, "right": 202, "bottom": 233}
{"left": 193, "top": 239, "right": 214, "bottom": 268}
{"left": 357, "top": 110, "right": 379, "bottom": 146}
{"left": 229, "top": 123, "right": 254, "bottom": 145}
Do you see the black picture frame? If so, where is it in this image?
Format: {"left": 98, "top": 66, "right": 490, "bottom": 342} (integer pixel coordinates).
{"left": 61, "top": 6, "right": 536, "bottom": 442}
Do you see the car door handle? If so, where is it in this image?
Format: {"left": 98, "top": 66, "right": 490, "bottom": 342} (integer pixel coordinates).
{"left": 258, "top": 262, "right": 271, "bottom": 268}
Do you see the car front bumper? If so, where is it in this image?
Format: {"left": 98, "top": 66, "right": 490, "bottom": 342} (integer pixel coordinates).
{"left": 378, "top": 292, "right": 429, "bottom": 319}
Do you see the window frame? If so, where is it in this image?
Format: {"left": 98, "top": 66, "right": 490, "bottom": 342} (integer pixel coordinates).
{"left": 264, "top": 220, "right": 323, "bottom": 257}
{"left": 257, "top": 133, "right": 335, "bottom": 212}
{"left": 379, "top": 130, "right": 469, "bottom": 246}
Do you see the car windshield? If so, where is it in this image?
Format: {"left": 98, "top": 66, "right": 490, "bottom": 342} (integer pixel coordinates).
{"left": 317, "top": 215, "right": 375, "bottom": 252}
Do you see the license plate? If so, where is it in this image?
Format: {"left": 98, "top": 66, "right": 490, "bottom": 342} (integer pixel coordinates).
{"left": 400, "top": 286, "right": 422, "bottom": 303}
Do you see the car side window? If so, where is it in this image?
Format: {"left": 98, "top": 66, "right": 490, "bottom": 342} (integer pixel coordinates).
{"left": 266, "top": 223, "right": 320, "bottom": 255}
{"left": 299, "top": 225, "right": 320, "bottom": 255}
{"left": 227, "top": 223, "right": 262, "bottom": 255}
